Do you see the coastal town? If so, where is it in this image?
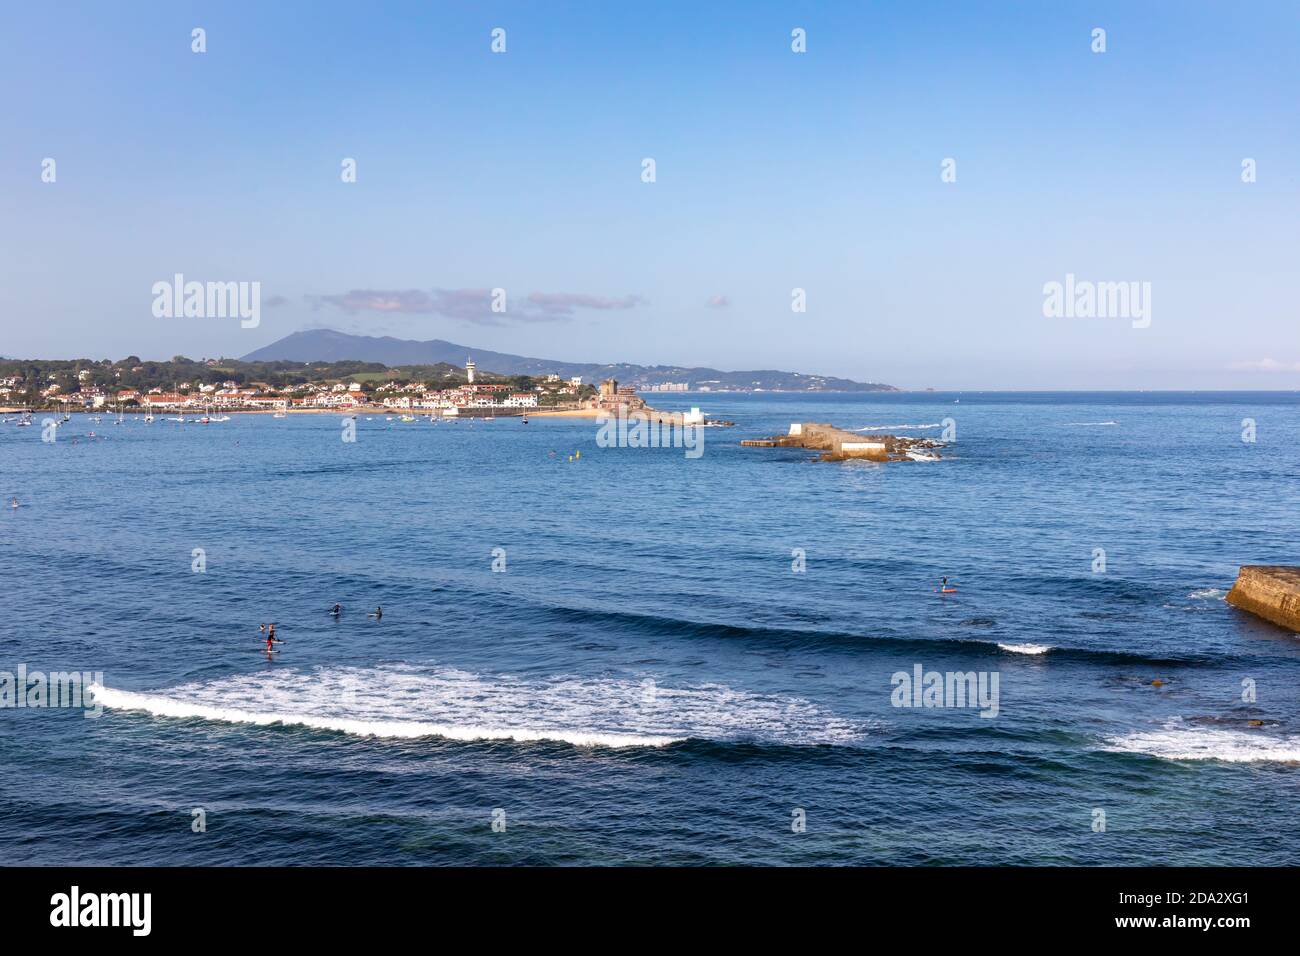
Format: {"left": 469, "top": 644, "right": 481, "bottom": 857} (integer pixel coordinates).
{"left": 0, "top": 355, "right": 669, "bottom": 419}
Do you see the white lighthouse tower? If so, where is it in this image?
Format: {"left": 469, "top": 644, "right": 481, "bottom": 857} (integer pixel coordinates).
{"left": 466, "top": 357, "right": 476, "bottom": 384}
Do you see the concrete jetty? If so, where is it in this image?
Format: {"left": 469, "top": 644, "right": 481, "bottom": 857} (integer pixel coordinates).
{"left": 742, "top": 422, "right": 942, "bottom": 462}
{"left": 1226, "top": 566, "right": 1300, "bottom": 633}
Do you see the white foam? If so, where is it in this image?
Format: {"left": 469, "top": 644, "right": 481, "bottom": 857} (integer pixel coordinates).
{"left": 1104, "top": 722, "right": 1300, "bottom": 763}
{"left": 88, "top": 665, "right": 864, "bottom": 750}
{"left": 904, "top": 450, "right": 941, "bottom": 462}
{"left": 854, "top": 423, "right": 942, "bottom": 432}
{"left": 997, "top": 643, "right": 1052, "bottom": 655}
{"left": 1188, "top": 588, "right": 1227, "bottom": 600}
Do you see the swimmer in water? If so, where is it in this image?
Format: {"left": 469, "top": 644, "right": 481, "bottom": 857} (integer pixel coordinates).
{"left": 329, "top": 603, "right": 342, "bottom": 617}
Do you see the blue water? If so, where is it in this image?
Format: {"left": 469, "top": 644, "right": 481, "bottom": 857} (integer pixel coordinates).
{"left": 2, "top": 392, "right": 1298, "bottom": 865}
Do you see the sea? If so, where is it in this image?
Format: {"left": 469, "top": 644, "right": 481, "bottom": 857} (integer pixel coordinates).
{"left": 2, "top": 391, "right": 1298, "bottom": 865}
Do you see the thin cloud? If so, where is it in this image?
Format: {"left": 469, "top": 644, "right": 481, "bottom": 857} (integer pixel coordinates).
{"left": 306, "top": 289, "right": 438, "bottom": 315}
{"left": 303, "top": 288, "right": 644, "bottom": 325}
{"left": 1229, "top": 359, "right": 1300, "bottom": 372}
{"left": 524, "top": 292, "right": 646, "bottom": 316}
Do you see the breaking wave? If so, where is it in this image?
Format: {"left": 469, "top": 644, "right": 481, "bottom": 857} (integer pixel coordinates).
{"left": 854, "top": 423, "right": 943, "bottom": 431}
{"left": 997, "top": 643, "right": 1052, "bottom": 655}
{"left": 1103, "top": 720, "right": 1300, "bottom": 764}
{"left": 88, "top": 664, "right": 865, "bottom": 750}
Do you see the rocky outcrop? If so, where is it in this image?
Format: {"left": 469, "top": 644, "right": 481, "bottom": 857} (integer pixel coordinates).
{"left": 742, "top": 422, "right": 943, "bottom": 462}
{"left": 1226, "top": 566, "right": 1300, "bottom": 633}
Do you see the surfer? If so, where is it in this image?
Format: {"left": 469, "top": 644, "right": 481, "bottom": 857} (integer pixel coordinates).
{"left": 9, "top": 497, "right": 17, "bottom": 510}
{"left": 329, "top": 603, "right": 342, "bottom": 617}
{"left": 369, "top": 606, "right": 383, "bottom": 620}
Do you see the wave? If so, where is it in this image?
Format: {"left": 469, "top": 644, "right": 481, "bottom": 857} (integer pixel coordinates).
{"left": 90, "top": 683, "right": 676, "bottom": 748}
{"left": 1188, "top": 588, "right": 1227, "bottom": 600}
{"left": 88, "top": 664, "right": 865, "bottom": 750}
{"left": 1103, "top": 720, "right": 1300, "bottom": 763}
{"left": 540, "top": 602, "right": 1210, "bottom": 667}
{"left": 853, "top": 423, "right": 943, "bottom": 432}
{"left": 997, "top": 643, "right": 1052, "bottom": 655}
{"left": 1066, "top": 421, "right": 1120, "bottom": 426}
{"left": 904, "top": 450, "right": 941, "bottom": 462}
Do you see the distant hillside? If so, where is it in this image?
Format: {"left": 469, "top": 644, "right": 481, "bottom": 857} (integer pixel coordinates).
{"left": 241, "top": 330, "right": 897, "bottom": 391}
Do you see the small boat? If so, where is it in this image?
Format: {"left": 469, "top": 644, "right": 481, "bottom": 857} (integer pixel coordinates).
{"left": 144, "top": 413, "right": 154, "bottom": 423}
{"left": 399, "top": 414, "right": 416, "bottom": 423}
{"left": 273, "top": 410, "right": 287, "bottom": 418}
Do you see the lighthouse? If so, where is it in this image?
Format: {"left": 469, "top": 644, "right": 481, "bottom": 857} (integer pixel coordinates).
{"left": 466, "top": 357, "right": 476, "bottom": 384}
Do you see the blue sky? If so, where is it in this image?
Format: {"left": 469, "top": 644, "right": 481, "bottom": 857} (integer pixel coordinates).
{"left": 1, "top": 1, "right": 1297, "bottom": 388}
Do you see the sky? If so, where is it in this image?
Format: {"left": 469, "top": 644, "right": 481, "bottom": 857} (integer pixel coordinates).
{"left": 1, "top": 0, "right": 1297, "bottom": 389}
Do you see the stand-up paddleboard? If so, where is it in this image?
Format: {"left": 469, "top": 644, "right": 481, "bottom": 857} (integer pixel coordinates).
{"left": 936, "top": 587, "right": 958, "bottom": 593}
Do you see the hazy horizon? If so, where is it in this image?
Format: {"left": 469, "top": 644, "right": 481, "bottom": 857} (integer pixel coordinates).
{"left": 3, "top": 1, "right": 1297, "bottom": 390}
